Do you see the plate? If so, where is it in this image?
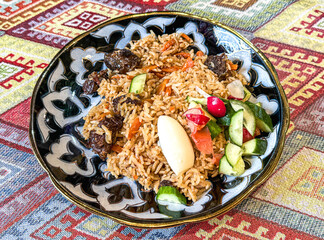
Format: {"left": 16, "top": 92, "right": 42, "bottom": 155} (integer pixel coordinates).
{"left": 29, "top": 12, "right": 290, "bottom": 228}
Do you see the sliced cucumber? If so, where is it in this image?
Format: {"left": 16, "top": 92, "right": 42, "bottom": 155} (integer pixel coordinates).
{"left": 225, "top": 142, "right": 243, "bottom": 166}
{"left": 206, "top": 120, "right": 222, "bottom": 139}
{"left": 129, "top": 73, "right": 147, "bottom": 94}
{"left": 242, "top": 87, "right": 251, "bottom": 102}
{"left": 229, "top": 110, "right": 243, "bottom": 146}
{"left": 219, "top": 156, "right": 237, "bottom": 176}
{"left": 219, "top": 155, "right": 245, "bottom": 176}
{"left": 232, "top": 157, "right": 245, "bottom": 176}
{"left": 217, "top": 102, "right": 235, "bottom": 126}
{"left": 186, "top": 96, "right": 207, "bottom": 105}
{"left": 245, "top": 102, "right": 273, "bottom": 132}
{"left": 230, "top": 100, "right": 256, "bottom": 136}
{"left": 156, "top": 186, "right": 187, "bottom": 205}
{"left": 242, "top": 138, "right": 267, "bottom": 156}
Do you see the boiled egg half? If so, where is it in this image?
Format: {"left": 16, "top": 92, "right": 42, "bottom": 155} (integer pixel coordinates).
{"left": 157, "top": 116, "right": 194, "bottom": 175}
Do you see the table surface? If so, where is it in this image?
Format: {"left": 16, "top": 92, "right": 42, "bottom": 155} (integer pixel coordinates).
{"left": 0, "top": 0, "right": 323, "bottom": 239}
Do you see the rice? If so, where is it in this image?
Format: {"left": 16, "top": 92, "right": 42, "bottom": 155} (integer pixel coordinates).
{"left": 82, "top": 32, "right": 246, "bottom": 202}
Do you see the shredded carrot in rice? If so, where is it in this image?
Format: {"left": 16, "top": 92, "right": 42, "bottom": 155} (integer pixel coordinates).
{"left": 196, "top": 51, "right": 204, "bottom": 57}
{"left": 161, "top": 66, "right": 181, "bottom": 72}
{"left": 111, "top": 144, "right": 123, "bottom": 153}
{"left": 182, "top": 57, "right": 194, "bottom": 71}
{"left": 161, "top": 39, "right": 176, "bottom": 52}
{"left": 228, "top": 60, "right": 238, "bottom": 70}
{"left": 142, "top": 65, "right": 158, "bottom": 72}
{"left": 175, "top": 52, "right": 191, "bottom": 58}
{"left": 181, "top": 33, "right": 192, "bottom": 42}
{"left": 128, "top": 117, "right": 142, "bottom": 140}
{"left": 156, "top": 79, "right": 169, "bottom": 95}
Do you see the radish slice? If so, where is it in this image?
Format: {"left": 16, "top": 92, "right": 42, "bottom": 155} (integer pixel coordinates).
{"left": 226, "top": 80, "right": 244, "bottom": 99}
{"left": 183, "top": 108, "right": 204, "bottom": 116}
{"left": 207, "top": 96, "right": 226, "bottom": 117}
{"left": 185, "top": 114, "right": 210, "bottom": 126}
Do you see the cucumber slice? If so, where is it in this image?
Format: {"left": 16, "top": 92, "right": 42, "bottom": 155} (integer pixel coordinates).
{"left": 229, "top": 110, "right": 243, "bottom": 146}
{"left": 245, "top": 102, "right": 273, "bottom": 132}
{"left": 230, "top": 100, "right": 256, "bottom": 136}
{"left": 242, "top": 138, "right": 267, "bottom": 156}
{"left": 219, "top": 155, "right": 237, "bottom": 176}
{"left": 186, "top": 96, "right": 207, "bottom": 105}
{"left": 225, "top": 142, "right": 243, "bottom": 166}
{"left": 219, "top": 155, "right": 245, "bottom": 176}
{"left": 156, "top": 186, "right": 187, "bottom": 205}
{"left": 242, "top": 87, "right": 251, "bottom": 102}
{"left": 206, "top": 120, "right": 222, "bottom": 139}
{"left": 129, "top": 73, "right": 147, "bottom": 94}
{"left": 232, "top": 158, "right": 245, "bottom": 176}
{"left": 217, "top": 102, "right": 235, "bottom": 126}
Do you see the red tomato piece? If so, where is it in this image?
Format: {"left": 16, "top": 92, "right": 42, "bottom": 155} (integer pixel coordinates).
{"left": 191, "top": 127, "right": 213, "bottom": 155}
{"left": 243, "top": 127, "right": 254, "bottom": 143}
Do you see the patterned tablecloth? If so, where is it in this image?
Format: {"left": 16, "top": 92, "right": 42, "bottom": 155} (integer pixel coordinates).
{"left": 0, "top": 0, "right": 323, "bottom": 239}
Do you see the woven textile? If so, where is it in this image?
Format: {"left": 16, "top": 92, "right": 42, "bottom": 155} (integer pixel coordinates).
{"left": 0, "top": 0, "right": 323, "bottom": 239}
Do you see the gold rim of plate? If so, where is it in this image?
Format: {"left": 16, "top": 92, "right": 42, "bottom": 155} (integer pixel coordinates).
{"left": 29, "top": 11, "right": 290, "bottom": 228}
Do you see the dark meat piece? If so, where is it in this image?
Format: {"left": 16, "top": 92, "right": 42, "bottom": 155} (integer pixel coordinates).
{"left": 82, "top": 79, "right": 98, "bottom": 94}
{"left": 104, "top": 49, "right": 140, "bottom": 74}
{"left": 99, "top": 114, "right": 124, "bottom": 132}
{"left": 82, "top": 69, "right": 109, "bottom": 94}
{"left": 112, "top": 94, "right": 142, "bottom": 113}
{"left": 204, "top": 54, "right": 227, "bottom": 77}
{"left": 159, "top": 180, "right": 173, "bottom": 188}
{"left": 88, "top": 131, "right": 112, "bottom": 159}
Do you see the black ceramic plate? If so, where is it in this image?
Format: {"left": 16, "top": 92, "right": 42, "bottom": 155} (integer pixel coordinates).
{"left": 29, "top": 12, "right": 289, "bottom": 228}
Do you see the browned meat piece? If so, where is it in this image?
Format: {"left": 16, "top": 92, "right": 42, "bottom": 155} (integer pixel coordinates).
{"left": 112, "top": 94, "right": 142, "bottom": 113}
{"left": 82, "top": 69, "right": 109, "bottom": 94}
{"left": 204, "top": 54, "right": 227, "bottom": 77}
{"left": 99, "top": 114, "right": 124, "bottom": 132}
{"left": 82, "top": 79, "right": 98, "bottom": 94}
{"left": 88, "top": 131, "right": 112, "bottom": 159}
{"left": 88, "top": 114, "right": 124, "bottom": 159}
{"left": 104, "top": 49, "right": 140, "bottom": 74}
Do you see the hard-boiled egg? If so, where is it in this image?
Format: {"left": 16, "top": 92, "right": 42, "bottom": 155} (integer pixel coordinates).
{"left": 158, "top": 116, "right": 195, "bottom": 175}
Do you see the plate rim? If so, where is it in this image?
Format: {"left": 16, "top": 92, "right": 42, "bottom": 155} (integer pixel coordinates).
{"left": 29, "top": 11, "right": 290, "bottom": 228}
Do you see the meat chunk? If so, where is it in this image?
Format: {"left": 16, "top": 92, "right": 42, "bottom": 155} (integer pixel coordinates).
{"left": 204, "top": 54, "right": 227, "bottom": 77}
{"left": 88, "top": 114, "right": 124, "bottom": 159}
{"left": 104, "top": 49, "right": 140, "bottom": 74}
{"left": 82, "top": 69, "right": 109, "bottom": 94}
{"left": 112, "top": 94, "right": 142, "bottom": 113}
{"left": 99, "top": 114, "right": 124, "bottom": 133}
{"left": 88, "top": 131, "right": 112, "bottom": 159}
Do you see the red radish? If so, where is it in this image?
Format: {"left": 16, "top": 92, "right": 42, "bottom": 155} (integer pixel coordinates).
{"left": 183, "top": 108, "right": 204, "bottom": 116}
{"left": 185, "top": 114, "right": 210, "bottom": 126}
{"left": 207, "top": 96, "right": 226, "bottom": 118}
{"left": 228, "top": 95, "right": 243, "bottom": 100}
{"left": 191, "top": 127, "right": 213, "bottom": 155}
{"left": 243, "top": 127, "right": 254, "bottom": 143}
{"left": 226, "top": 80, "right": 244, "bottom": 100}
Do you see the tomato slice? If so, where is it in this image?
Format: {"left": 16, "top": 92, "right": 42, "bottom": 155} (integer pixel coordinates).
{"left": 243, "top": 127, "right": 254, "bottom": 143}
{"left": 191, "top": 127, "right": 213, "bottom": 155}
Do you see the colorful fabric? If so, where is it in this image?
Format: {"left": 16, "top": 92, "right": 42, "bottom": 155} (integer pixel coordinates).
{"left": 0, "top": 0, "right": 323, "bottom": 239}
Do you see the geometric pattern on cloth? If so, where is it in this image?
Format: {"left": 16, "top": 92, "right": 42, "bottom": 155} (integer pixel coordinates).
{"left": 253, "top": 146, "right": 324, "bottom": 220}
{"left": 0, "top": 0, "right": 65, "bottom": 30}
{"left": 33, "top": 1, "right": 132, "bottom": 40}
{"left": 0, "top": 35, "right": 58, "bottom": 114}
{"left": 294, "top": 95, "right": 324, "bottom": 138}
{"left": 170, "top": 209, "right": 322, "bottom": 240}
{"left": 251, "top": 38, "right": 324, "bottom": 134}
{"left": 166, "top": 0, "right": 297, "bottom": 31}
{"left": 0, "top": 97, "right": 31, "bottom": 130}
{"left": 254, "top": 0, "right": 324, "bottom": 52}
{"left": 6, "top": 0, "right": 165, "bottom": 48}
